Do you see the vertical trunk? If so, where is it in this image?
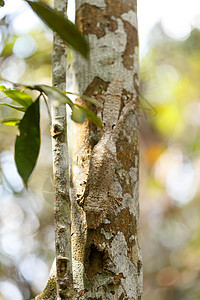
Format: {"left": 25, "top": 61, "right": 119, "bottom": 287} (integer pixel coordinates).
{"left": 51, "top": 0, "right": 73, "bottom": 298}
{"left": 35, "top": 2, "right": 74, "bottom": 294}
{"left": 71, "top": 0, "right": 143, "bottom": 299}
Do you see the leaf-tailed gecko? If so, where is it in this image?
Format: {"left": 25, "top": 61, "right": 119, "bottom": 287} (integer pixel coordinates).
{"left": 82, "top": 79, "right": 123, "bottom": 229}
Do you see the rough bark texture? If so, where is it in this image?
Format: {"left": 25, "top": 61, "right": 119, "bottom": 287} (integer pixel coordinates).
{"left": 71, "top": 0, "right": 142, "bottom": 299}
{"left": 51, "top": 0, "right": 73, "bottom": 298}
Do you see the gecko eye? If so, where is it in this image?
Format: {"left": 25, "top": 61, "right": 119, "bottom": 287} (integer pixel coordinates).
{"left": 112, "top": 124, "right": 115, "bottom": 129}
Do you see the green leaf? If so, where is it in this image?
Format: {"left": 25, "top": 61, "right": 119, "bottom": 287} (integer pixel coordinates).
{"left": 26, "top": 85, "right": 102, "bottom": 126}
{"left": 2, "top": 89, "right": 33, "bottom": 109}
{"left": 0, "top": 85, "right": 6, "bottom": 91}
{"left": 15, "top": 97, "right": 40, "bottom": 187}
{"left": 0, "top": 118, "right": 21, "bottom": 126}
{"left": 65, "top": 91, "right": 101, "bottom": 107}
{"left": 75, "top": 104, "right": 103, "bottom": 127}
{"left": 0, "top": 102, "right": 26, "bottom": 112}
{"left": 31, "top": 84, "right": 74, "bottom": 108}
{"left": 25, "top": 0, "right": 89, "bottom": 57}
{"left": 0, "top": 0, "right": 5, "bottom": 7}
{"left": 71, "top": 105, "right": 86, "bottom": 123}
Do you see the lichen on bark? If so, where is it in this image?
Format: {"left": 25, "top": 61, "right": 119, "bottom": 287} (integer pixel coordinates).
{"left": 35, "top": 275, "right": 57, "bottom": 300}
{"left": 71, "top": 0, "right": 143, "bottom": 299}
{"left": 35, "top": 0, "right": 142, "bottom": 298}
{"left": 51, "top": 0, "right": 73, "bottom": 298}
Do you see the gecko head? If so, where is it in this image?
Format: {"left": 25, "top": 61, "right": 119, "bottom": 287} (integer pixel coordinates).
{"left": 103, "top": 122, "right": 113, "bottom": 132}
{"left": 85, "top": 208, "right": 106, "bottom": 229}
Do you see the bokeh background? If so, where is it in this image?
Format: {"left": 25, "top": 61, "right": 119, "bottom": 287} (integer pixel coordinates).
{"left": 0, "top": 0, "right": 200, "bottom": 299}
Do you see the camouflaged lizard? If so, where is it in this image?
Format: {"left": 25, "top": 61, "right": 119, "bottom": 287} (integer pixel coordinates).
{"left": 82, "top": 79, "right": 124, "bottom": 229}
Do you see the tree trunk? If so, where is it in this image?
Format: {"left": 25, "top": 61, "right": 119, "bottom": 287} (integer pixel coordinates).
{"left": 35, "top": 0, "right": 142, "bottom": 298}
{"left": 71, "top": 0, "right": 143, "bottom": 299}
{"left": 35, "top": 0, "right": 73, "bottom": 299}
{"left": 51, "top": 0, "right": 73, "bottom": 298}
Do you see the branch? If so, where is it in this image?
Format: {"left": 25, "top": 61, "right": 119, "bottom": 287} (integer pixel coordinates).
{"left": 51, "top": 0, "right": 73, "bottom": 298}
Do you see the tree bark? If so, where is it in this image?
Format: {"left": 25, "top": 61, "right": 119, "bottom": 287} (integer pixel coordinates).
{"left": 71, "top": 0, "right": 143, "bottom": 299}
{"left": 36, "top": 0, "right": 73, "bottom": 299}
{"left": 35, "top": 0, "right": 142, "bottom": 298}
{"left": 51, "top": 0, "right": 73, "bottom": 298}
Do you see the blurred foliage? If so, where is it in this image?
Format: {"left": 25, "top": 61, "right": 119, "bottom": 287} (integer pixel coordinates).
{"left": 140, "top": 24, "right": 200, "bottom": 300}
{"left": 0, "top": 1, "right": 55, "bottom": 299}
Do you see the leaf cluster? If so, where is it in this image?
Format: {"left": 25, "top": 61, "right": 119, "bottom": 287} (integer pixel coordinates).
{"left": 0, "top": 84, "right": 102, "bottom": 187}
{"left": 0, "top": 0, "right": 102, "bottom": 187}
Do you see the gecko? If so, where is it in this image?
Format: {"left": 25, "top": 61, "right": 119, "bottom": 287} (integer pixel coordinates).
{"left": 81, "top": 79, "right": 124, "bottom": 229}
